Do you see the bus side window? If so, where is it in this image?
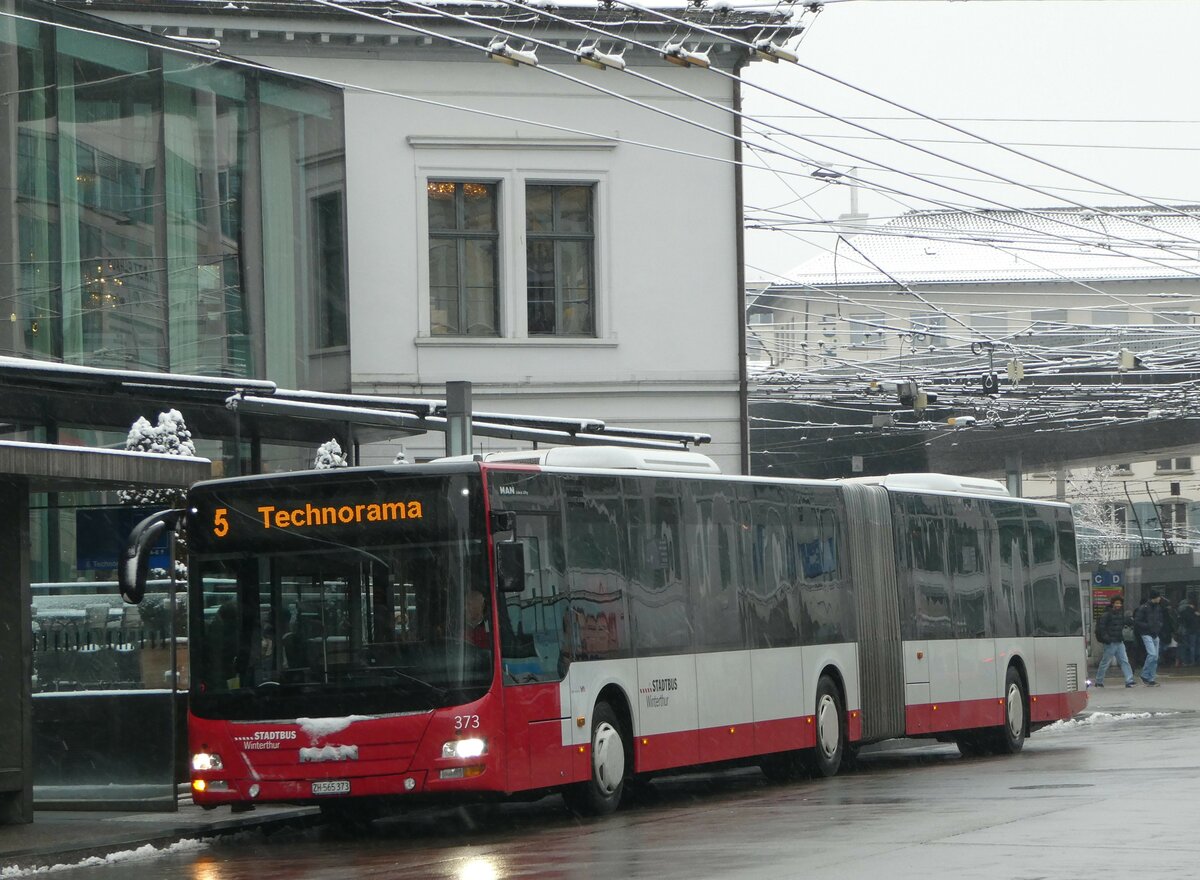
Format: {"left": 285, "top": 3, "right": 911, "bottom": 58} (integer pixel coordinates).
{"left": 1057, "top": 513, "right": 1084, "bottom": 635}
{"left": 1028, "top": 508, "right": 1065, "bottom": 635}
{"left": 500, "top": 512, "right": 570, "bottom": 684}
{"left": 683, "top": 482, "right": 742, "bottom": 652}
{"left": 563, "top": 477, "right": 630, "bottom": 660}
{"left": 790, "top": 488, "right": 845, "bottom": 645}
{"left": 904, "top": 496, "right": 952, "bottom": 641}
{"left": 990, "top": 500, "right": 1030, "bottom": 638}
{"left": 625, "top": 477, "right": 690, "bottom": 655}
{"left": 950, "top": 499, "right": 988, "bottom": 639}
{"left": 746, "top": 484, "right": 797, "bottom": 649}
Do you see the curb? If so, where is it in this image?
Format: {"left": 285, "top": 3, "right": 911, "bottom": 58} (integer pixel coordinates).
{"left": 1, "top": 807, "right": 320, "bottom": 873}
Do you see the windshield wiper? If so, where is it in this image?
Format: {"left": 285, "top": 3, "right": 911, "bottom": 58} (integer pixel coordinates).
{"left": 383, "top": 667, "right": 449, "bottom": 702}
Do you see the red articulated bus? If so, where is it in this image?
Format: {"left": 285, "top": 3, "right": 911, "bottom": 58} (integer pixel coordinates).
{"left": 120, "top": 446, "right": 1088, "bottom": 823}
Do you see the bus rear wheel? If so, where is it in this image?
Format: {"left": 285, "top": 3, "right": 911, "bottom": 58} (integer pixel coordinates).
{"left": 955, "top": 732, "right": 993, "bottom": 758}
{"left": 990, "top": 666, "right": 1028, "bottom": 755}
{"left": 563, "top": 701, "right": 628, "bottom": 816}
{"left": 759, "top": 751, "right": 805, "bottom": 783}
{"left": 804, "top": 674, "right": 846, "bottom": 778}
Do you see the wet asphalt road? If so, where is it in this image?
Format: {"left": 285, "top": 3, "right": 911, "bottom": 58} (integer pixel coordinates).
{"left": 57, "top": 694, "right": 1200, "bottom": 879}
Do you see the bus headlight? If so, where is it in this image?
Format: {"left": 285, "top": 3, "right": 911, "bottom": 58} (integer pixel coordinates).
{"left": 192, "top": 752, "right": 224, "bottom": 771}
{"left": 442, "top": 738, "right": 486, "bottom": 759}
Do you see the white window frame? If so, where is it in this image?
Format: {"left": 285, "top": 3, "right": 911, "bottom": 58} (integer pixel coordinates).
{"left": 410, "top": 138, "right": 614, "bottom": 345}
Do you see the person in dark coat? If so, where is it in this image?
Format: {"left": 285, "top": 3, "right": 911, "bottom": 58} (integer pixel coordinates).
{"left": 1094, "top": 596, "right": 1136, "bottom": 688}
{"left": 1133, "top": 590, "right": 1168, "bottom": 686}
{"left": 1178, "top": 593, "right": 1200, "bottom": 667}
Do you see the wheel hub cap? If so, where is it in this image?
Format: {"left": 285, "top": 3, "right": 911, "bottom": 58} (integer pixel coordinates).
{"left": 817, "top": 694, "right": 839, "bottom": 757}
{"left": 1006, "top": 683, "right": 1024, "bottom": 737}
{"left": 592, "top": 722, "right": 625, "bottom": 794}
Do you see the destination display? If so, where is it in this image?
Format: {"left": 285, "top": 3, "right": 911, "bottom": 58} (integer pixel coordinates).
{"left": 187, "top": 472, "right": 482, "bottom": 554}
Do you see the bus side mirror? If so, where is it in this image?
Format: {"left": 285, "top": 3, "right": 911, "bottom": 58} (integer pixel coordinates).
{"left": 496, "top": 541, "right": 526, "bottom": 594}
{"left": 118, "top": 509, "right": 183, "bottom": 604}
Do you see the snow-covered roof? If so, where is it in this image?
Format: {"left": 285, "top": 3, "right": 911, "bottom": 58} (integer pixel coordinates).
{"left": 67, "top": 0, "right": 795, "bottom": 33}
{"left": 782, "top": 206, "right": 1200, "bottom": 288}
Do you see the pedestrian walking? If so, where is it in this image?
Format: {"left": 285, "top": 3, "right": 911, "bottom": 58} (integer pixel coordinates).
{"left": 1094, "top": 596, "right": 1136, "bottom": 687}
{"left": 1133, "top": 590, "right": 1169, "bottom": 686}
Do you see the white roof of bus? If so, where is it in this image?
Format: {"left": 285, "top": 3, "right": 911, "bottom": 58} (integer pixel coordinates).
{"left": 845, "top": 473, "right": 1010, "bottom": 496}
{"left": 470, "top": 446, "right": 723, "bottom": 475}
{"left": 455, "top": 447, "right": 1064, "bottom": 505}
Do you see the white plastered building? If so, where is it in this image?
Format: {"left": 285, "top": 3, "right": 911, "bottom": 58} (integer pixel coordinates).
{"left": 79, "top": 0, "right": 792, "bottom": 474}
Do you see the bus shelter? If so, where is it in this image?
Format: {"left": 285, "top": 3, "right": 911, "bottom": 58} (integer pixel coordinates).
{"left": 0, "top": 442, "right": 210, "bottom": 824}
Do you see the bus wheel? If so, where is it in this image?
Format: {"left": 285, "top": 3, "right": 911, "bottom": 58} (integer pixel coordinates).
{"left": 805, "top": 675, "right": 846, "bottom": 778}
{"left": 759, "top": 751, "right": 805, "bottom": 783}
{"left": 991, "top": 666, "right": 1028, "bottom": 754}
{"left": 563, "top": 702, "right": 628, "bottom": 816}
{"left": 955, "top": 733, "right": 992, "bottom": 758}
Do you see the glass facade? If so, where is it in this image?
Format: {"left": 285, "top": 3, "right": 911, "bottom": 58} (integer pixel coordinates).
{"left": 0, "top": 0, "right": 350, "bottom": 808}
{"left": 0, "top": 0, "right": 349, "bottom": 389}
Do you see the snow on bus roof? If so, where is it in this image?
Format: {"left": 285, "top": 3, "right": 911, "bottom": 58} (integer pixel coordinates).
{"left": 469, "top": 445, "right": 723, "bottom": 474}
{"left": 845, "top": 473, "right": 1010, "bottom": 497}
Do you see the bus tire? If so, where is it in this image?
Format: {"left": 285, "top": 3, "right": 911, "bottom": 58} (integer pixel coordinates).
{"left": 759, "top": 751, "right": 805, "bottom": 783}
{"left": 991, "top": 665, "right": 1027, "bottom": 755}
{"left": 563, "top": 701, "right": 628, "bottom": 816}
{"left": 804, "top": 674, "right": 846, "bottom": 778}
{"left": 955, "top": 732, "right": 993, "bottom": 758}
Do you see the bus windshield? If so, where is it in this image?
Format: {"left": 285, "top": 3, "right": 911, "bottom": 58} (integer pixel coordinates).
{"left": 187, "top": 470, "right": 492, "bottom": 720}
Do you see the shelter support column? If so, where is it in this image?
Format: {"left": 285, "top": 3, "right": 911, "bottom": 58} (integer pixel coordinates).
{"left": 1005, "top": 452, "right": 1023, "bottom": 498}
{"left": 0, "top": 479, "right": 31, "bottom": 824}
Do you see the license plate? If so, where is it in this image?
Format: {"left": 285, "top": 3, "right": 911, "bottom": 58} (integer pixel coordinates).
{"left": 311, "top": 780, "right": 351, "bottom": 796}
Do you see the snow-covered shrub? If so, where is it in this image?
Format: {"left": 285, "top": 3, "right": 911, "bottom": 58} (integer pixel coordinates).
{"left": 314, "top": 438, "right": 349, "bottom": 469}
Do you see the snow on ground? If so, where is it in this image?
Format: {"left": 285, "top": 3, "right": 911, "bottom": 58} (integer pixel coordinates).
{"left": 1040, "top": 710, "right": 1177, "bottom": 734}
{"left": 0, "top": 839, "right": 207, "bottom": 877}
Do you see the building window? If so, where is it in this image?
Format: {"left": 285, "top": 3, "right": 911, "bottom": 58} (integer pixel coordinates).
{"left": 526, "top": 183, "right": 595, "bottom": 336}
{"left": 970, "top": 311, "right": 1006, "bottom": 339}
{"left": 312, "top": 191, "right": 348, "bottom": 349}
{"left": 1156, "top": 457, "right": 1192, "bottom": 473}
{"left": 1157, "top": 502, "right": 1188, "bottom": 542}
{"left": 1112, "top": 462, "right": 1133, "bottom": 473}
{"left": 1031, "top": 309, "right": 1068, "bottom": 332}
{"left": 850, "top": 312, "right": 885, "bottom": 348}
{"left": 1092, "top": 308, "right": 1128, "bottom": 326}
{"left": 427, "top": 181, "right": 499, "bottom": 336}
{"left": 911, "top": 313, "right": 946, "bottom": 347}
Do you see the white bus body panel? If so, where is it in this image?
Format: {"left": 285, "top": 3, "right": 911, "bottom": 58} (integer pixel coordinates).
{"left": 697, "top": 651, "right": 754, "bottom": 729}
{"left": 957, "top": 640, "right": 998, "bottom": 704}
{"left": 562, "top": 643, "right": 860, "bottom": 747}
{"left": 750, "top": 646, "right": 806, "bottom": 722}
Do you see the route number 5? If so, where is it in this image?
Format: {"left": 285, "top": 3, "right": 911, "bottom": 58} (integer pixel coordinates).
{"left": 214, "top": 507, "right": 229, "bottom": 538}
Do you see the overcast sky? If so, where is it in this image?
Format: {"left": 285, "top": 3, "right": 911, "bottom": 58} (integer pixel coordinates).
{"left": 740, "top": 0, "right": 1200, "bottom": 282}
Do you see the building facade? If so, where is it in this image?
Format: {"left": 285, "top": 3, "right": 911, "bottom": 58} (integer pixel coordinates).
{"left": 1, "top": 0, "right": 349, "bottom": 390}
{"left": 752, "top": 206, "right": 1200, "bottom": 600}
{"left": 72, "top": 0, "right": 779, "bottom": 474}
